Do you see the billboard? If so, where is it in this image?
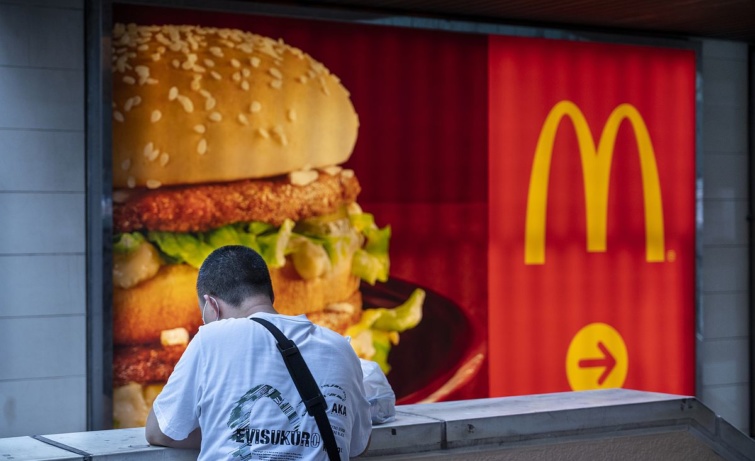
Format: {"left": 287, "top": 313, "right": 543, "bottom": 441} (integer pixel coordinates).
{"left": 109, "top": 4, "right": 696, "bottom": 428}
{"left": 489, "top": 36, "right": 696, "bottom": 396}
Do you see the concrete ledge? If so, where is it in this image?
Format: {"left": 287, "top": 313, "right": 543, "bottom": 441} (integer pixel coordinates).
{"left": 0, "top": 390, "right": 752, "bottom": 460}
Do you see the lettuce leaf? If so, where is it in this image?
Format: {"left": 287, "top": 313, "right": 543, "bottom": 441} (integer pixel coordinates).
{"left": 257, "top": 219, "right": 294, "bottom": 268}
{"left": 346, "top": 211, "right": 389, "bottom": 284}
{"left": 113, "top": 232, "right": 146, "bottom": 254}
{"left": 370, "top": 331, "right": 397, "bottom": 374}
{"left": 346, "top": 288, "right": 425, "bottom": 373}
{"left": 118, "top": 209, "right": 390, "bottom": 284}
{"left": 146, "top": 220, "right": 294, "bottom": 269}
{"left": 147, "top": 231, "right": 215, "bottom": 268}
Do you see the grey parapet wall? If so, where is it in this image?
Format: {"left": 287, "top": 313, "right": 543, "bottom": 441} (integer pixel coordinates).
{"left": 1, "top": 389, "right": 753, "bottom": 460}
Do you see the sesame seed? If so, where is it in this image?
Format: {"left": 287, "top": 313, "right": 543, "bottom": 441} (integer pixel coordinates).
{"left": 171, "top": 59, "right": 180, "bottom": 68}
{"left": 273, "top": 125, "right": 288, "bottom": 146}
{"left": 250, "top": 101, "right": 261, "bottom": 113}
{"left": 113, "top": 111, "right": 124, "bottom": 122}
{"left": 199, "top": 89, "right": 211, "bottom": 98}
{"left": 269, "top": 67, "right": 282, "bottom": 79}
{"left": 250, "top": 57, "right": 260, "bottom": 67}
{"left": 159, "top": 153, "right": 170, "bottom": 166}
{"left": 241, "top": 80, "right": 250, "bottom": 91}
{"left": 209, "top": 47, "right": 224, "bottom": 57}
{"left": 121, "top": 158, "right": 131, "bottom": 171}
{"left": 127, "top": 176, "right": 136, "bottom": 188}
{"left": 319, "top": 77, "right": 330, "bottom": 95}
{"left": 257, "top": 127, "right": 270, "bottom": 139}
{"left": 135, "top": 65, "right": 149, "bottom": 77}
{"left": 197, "top": 138, "right": 207, "bottom": 155}
{"left": 193, "top": 124, "right": 206, "bottom": 134}
{"left": 168, "top": 86, "right": 178, "bottom": 101}
{"left": 270, "top": 79, "right": 282, "bottom": 89}
{"left": 232, "top": 72, "right": 241, "bottom": 82}
{"left": 122, "top": 76, "right": 136, "bottom": 85}
{"left": 143, "top": 142, "right": 154, "bottom": 158}
{"left": 297, "top": 75, "right": 308, "bottom": 83}
{"left": 231, "top": 58, "right": 240, "bottom": 68}
{"left": 177, "top": 95, "right": 194, "bottom": 113}
{"left": 238, "top": 113, "right": 249, "bottom": 125}
{"left": 209, "top": 112, "right": 222, "bottom": 122}
{"left": 151, "top": 110, "right": 162, "bottom": 123}
{"left": 148, "top": 148, "right": 160, "bottom": 162}
{"left": 205, "top": 97, "right": 216, "bottom": 111}
{"left": 191, "top": 76, "right": 202, "bottom": 91}
{"left": 146, "top": 179, "right": 162, "bottom": 189}
{"left": 151, "top": 53, "right": 161, "bottom": 61}
{"left": 322, "top": 165, "right": 342, "bottom": 176}
{"left": 204, "top": 58, "right": 215, "bottom": 67}
{"left": 242, "top": 68, "right": 250, "bottom": 77}
{"left": 124, "top": 97, "right": 135, "bottom": 112}
{"left": 211, "top": 71, "right": 221, "bottom": 80}
{"left": 287, "top": 109, "right": 296, "bottom": 122}
{"left": 146, "top": 78, "right": 158, "bottom": 85}
{"left": 115, "top": 56, "right": 128, "bottom": 73}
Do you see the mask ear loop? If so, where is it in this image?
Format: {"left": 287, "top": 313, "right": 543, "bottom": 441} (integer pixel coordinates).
{"left": 202, "top": 295, "right": 220, "bottom": 324}
{"left": 209, "top": 296, "right": 220, "bottom": 322}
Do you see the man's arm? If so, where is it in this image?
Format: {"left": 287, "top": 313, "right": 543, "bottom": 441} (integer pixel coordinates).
{"left": 145, "top": 407, "right": 202, "bottom": 449}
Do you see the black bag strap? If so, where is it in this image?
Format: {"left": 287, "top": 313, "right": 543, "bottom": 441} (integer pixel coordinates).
{"left": 251, "top": 317, "right": 340, "bottom": 461}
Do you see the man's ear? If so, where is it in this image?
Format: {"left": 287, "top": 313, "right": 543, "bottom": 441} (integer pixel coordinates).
{"left": 208, "top": 295, "right": 222, "bottom": 321}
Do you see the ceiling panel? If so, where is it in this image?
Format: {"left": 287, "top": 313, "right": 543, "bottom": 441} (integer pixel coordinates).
{"left": 251, "top": 0, "right": 755, "bottom": 43}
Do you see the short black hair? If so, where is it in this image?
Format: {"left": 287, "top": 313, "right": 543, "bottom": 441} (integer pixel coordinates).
{"left": 196, "top": 245, "right": 275, "bottom": 307}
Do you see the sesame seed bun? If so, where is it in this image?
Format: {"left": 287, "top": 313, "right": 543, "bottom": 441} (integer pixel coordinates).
{"left": 111, "top": 23, "right": 359, "bottom": 189}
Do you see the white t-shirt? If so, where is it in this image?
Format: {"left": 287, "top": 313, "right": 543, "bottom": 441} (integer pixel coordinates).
{"left": 152, "top": 312, "right": 372, "bottom": 460}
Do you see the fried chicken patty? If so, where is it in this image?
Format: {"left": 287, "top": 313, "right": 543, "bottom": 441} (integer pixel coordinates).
{"left": 113, "top": 344, "right": 187, "bottom": 386}
{"left": 113, "top": 290, "right": 361, "bottom": 385}
{"left": 305, "top": 290, "right": 363, "bottom": 335}
{"left": 113, "top": 170, "right": 361, "bottom": 233}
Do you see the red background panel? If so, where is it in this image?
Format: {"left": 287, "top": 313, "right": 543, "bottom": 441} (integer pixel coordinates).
{"left": 488, "top": 36, "right": 696, "bottom": 396}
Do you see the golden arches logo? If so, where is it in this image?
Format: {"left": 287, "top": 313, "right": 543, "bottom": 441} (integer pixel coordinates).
{"left": 525, "top": 101, "right": 665, "bottom": 265}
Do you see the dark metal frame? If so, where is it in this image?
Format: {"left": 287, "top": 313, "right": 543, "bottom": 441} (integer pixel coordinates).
{"left": 84, "top": 0, "right": 707, "bottom": 431}
{"left": 85, "top": 0, "right": 114, "bottom": 430}
{"left": 749, "top": 45, "right": 754, "bottom": 438}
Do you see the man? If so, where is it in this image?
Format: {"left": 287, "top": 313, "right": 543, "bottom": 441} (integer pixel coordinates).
{"left": 145, "top": 245, "right": 372, "bottom": 459}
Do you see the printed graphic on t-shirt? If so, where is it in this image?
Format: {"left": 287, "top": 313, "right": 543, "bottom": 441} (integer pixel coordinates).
{"left": 227, "top": 383, "right": 348, "bottom": 460}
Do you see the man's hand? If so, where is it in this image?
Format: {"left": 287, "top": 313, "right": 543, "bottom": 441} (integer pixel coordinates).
{"left": 145, "top": 407, "right": 202, "bottom": 449}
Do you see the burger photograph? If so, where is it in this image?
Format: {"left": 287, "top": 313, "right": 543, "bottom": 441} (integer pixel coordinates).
{"left": 109, "top": 22, "right": 427, "bottom": 427}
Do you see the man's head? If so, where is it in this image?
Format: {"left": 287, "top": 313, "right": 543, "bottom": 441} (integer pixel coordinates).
{"left": 196, "top": 245, "right": 275, "bottom": 310}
